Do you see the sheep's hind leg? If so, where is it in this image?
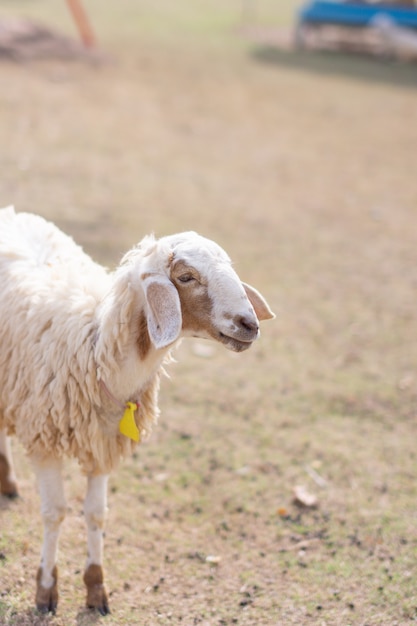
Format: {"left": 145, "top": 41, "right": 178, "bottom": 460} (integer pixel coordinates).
{"left": 0, "top": 429, "right": 19, "bottom": 498}
{"left": 83, "top": 473, "right": 110, "bottom": 615}
{"left": 32, "top": 457, "right": 67, "bottom": 614}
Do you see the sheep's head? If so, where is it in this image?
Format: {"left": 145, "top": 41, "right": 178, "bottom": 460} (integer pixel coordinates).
{"left": 135, "top": 232, "right": 274, "bottom": 353}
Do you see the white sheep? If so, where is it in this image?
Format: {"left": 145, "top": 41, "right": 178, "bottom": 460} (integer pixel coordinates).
{"left": 0, "top": 206, "right": 274, "bottom": 615}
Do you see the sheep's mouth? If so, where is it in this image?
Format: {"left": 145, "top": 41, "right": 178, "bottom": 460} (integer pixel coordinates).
{"left": 218, "top": 332, "right": 253, "bottom": 353}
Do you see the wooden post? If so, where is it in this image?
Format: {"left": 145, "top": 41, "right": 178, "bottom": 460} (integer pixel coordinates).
{"left": 66, "top": 0, "right": 96, "bottom": 48}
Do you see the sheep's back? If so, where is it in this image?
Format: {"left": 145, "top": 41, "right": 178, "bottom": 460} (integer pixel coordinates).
{"left": 0, "top": 208, "right": 113, "bottom": 468}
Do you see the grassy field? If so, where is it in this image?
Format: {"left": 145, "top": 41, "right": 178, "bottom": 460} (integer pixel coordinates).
{"left": 0, "top": 1, "right": 417, "bottom": 625}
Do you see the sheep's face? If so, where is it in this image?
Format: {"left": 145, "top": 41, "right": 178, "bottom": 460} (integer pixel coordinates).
{"left": 140, "top": 232, "right": 274, "bottom": 352}
{"left": 169, "top": 254, "right": 257, "bottom": 352}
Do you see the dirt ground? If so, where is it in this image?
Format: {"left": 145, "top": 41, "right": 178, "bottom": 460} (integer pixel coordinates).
{"left": 1, "top": 2, "right": 417, "bottom": 625}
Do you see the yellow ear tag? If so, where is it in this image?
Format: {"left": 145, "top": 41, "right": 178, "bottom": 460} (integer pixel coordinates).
{"left": 119, "top": 402, "right": 140, "bottom": 442}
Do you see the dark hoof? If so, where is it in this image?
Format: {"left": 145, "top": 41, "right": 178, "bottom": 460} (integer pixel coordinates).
{"left": 0, "top": 454, "right": 18, "bottom": 498}
{"left": 36, "top": 602, "right": 57, "bottom": 615}
{"left": 3, "top": 488, "right": 19, "bottom": 500}
{"left": 0, "top": 480, "right": 19, "bottom": 499}
{"left": 84, "top": 563, "right": 110, "bottom": 616}
{"left": 36, "top": 566, "right": 58, "bottom": 615}
{"left": 87, "top": 602, "right": 111, "bottom": 616}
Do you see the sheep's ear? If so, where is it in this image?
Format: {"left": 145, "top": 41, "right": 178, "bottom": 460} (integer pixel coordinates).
{"left": 242, "top": 282, "right": 275, "bottom": 321}
{"left": 144, "top": 278, "right": 182, "bottom": 349}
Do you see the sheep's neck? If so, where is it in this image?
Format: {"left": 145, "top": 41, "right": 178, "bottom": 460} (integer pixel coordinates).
{"left": 100, "top": 379, "right": 134, "bottom": 409}
{"left": 95, "top": 275, "right": 165, "bottom": 399}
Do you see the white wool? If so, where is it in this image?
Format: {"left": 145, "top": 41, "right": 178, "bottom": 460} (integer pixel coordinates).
{"left": 0, "top": 208, "right": 161, "bottom": 474}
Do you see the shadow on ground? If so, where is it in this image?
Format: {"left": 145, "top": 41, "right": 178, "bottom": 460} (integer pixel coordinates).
{"left": 250, "top": 45, "right": 417, "bottom": 89}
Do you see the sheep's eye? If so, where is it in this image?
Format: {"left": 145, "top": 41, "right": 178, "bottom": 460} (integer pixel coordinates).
{"left": 178, "top": 273, "right": 194, "bottom": 284}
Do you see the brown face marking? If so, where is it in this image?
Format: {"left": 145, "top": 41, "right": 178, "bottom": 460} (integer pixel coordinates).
{"left": 170, "top": 261, "right": 216, "bottom": 337}
{"left": 170, "top": 260, "right": 202, "bottom": 283}
{"left": 36, "top": 565, "right": 59, "bottom": 614}
{"left": 83, "top": 563, "right": 109, "bottom": 614}
{"left": 0, "top": 452, "right": 18, "bottom": 498}
{"left": 137, "top": 309, "right": 151, "bottom": 359}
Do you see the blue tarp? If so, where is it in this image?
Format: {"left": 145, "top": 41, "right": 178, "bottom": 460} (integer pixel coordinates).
{"left": 298, "top": 1, "right": 417, "bottom": 29}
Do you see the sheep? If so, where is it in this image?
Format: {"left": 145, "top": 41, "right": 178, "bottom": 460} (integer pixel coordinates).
{"left": 0, "top": 206, "right": 274, "bottom": 615}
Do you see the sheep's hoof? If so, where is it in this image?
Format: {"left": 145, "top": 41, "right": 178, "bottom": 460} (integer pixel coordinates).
{"left": 0, "top": 454, "right": 19, "bottom": 498}
{"left": 35, "top": 566, "right": 58, "bottom": 614}
{"left": 84, "top": 563, "right": 110, "bottom": 616}
{"left": 36, "top": 602, "right": 57, "bottom": 616}
{"left": 86, "top": 591, "right": 110, "bottom": 615}
{"left": 88, "top": 600, "right": 111, "bottom": 617}
{"left": 1, "top": 485, "right": 19, "bottom": 499}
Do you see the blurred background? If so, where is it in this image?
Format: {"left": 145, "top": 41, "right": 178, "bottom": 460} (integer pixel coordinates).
{"left": 0, "top": 2, "right": 417, "bottom": 624}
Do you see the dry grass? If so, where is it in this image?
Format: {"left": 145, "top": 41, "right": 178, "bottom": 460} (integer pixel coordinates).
{"left": 1, "top": 1, "right": 417, "bottom": 625}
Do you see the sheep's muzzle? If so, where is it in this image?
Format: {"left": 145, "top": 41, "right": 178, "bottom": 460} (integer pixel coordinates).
{"left": 217, "top": 315, "right": 260, "bottom": 352}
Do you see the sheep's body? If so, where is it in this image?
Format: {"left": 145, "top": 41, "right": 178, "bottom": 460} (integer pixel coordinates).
{"left": 0, "top": 208, "right": 158, "bottom": 474}
{"left": 0, "top": 207, "right": 273, "bottom": 615}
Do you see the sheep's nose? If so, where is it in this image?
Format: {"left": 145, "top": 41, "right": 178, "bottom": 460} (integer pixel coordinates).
{"left": 238, "top": 315, "right": 259, "bottom": 337}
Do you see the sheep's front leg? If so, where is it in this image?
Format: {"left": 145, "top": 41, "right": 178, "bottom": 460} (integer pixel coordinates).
{"left": 83, "top": 474, "right": 110, "bottom": 615}
{"left": 0, "top": 429, "right": 18, "bottom": 498}
{"left": 32, "top": 457, "right": 66, "bottom": 614}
